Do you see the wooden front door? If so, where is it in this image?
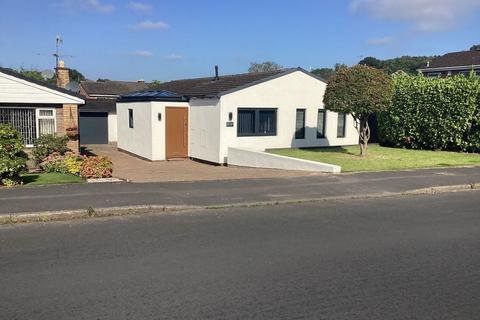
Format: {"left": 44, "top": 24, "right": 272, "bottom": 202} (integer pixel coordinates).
{"left": 165, "top": 107, "right": 188, "bottom": 159}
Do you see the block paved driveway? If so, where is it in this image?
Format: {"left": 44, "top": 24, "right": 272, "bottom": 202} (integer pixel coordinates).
{"left": 82, "top": 144, "right": 320, "bottom": 183}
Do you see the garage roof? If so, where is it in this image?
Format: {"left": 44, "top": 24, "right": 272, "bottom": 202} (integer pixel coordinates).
{"left": 80, "top": 80, "right": 148, "bottom": 96}
{"left": 150, "top": 68, "right": 326, "bottom": 98}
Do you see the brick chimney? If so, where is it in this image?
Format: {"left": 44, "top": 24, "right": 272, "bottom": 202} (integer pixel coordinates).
{"left": 56, "top": 60, "right": 70, "bottom": 88}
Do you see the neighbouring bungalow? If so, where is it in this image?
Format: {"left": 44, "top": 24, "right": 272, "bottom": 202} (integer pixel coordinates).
{"left": 0, "top": 62, "right": 84, "bottom": 151}
{"left": 79, "top": 79, "right": 148, "bottom": 144}
{"left": 419, "top": 50, "right": 480, "bottom": 77}
{"left": 116, "top": 67, "right": 358, "bottom": 164}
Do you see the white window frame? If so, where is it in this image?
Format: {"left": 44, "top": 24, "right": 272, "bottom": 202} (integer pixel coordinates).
{"left": 35, "top": 108, "right": 56, "bottom": 143}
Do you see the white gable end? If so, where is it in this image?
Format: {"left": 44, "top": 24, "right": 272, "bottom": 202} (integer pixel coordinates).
{"left": 0, "top": 71, "right": 84, "bottom": 104}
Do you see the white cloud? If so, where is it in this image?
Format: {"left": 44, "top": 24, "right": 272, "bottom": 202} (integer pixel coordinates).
{"left": 350, "top": 0, "right": 480, "bottom": 32}
{"left": 368, "top": 36, "right": 393, "bottom": 45}
{"left": 133, "top": 50, "right": 153, "bottom": 57}
{"left": 128, "top": 2, "right": 153, "bottom": 14}
{"left": 57, "top": 0, "right": 114, "bottom": 13}
{"left": 165, "top": 53, "right": 183, "bottom": 61}
{"left": 133, "top": 20, "right": 169, "bottom": 30}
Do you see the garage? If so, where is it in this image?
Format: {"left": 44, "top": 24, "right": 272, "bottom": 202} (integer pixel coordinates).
{"left": 79, "top": 111, "right": 108, "bottom": 144}
{"left": 78, "top": 99, "right": 117, "bottom": 145}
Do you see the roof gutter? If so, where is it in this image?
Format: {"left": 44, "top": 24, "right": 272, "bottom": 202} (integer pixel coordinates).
{"left": 418, "top": 64, "right": 480, "bottom": 72}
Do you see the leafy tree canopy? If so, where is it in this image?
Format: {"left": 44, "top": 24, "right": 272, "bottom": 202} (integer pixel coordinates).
{"left": 311, "top": 63, "right": 348, "bottom": 81}
{"left": 324, "top": 65, "right": 394, "bottom": 156}
{"left": 470, "top": 44, "right": 480, "bottom": 51}
{"left": 358, "top": 56, "right": 433, "bottom": 75}
{"left": 248, "top": 61, "right": 283, "bottom": 73}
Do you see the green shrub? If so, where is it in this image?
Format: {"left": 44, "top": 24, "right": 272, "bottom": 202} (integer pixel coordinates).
{"left": 32, "top": 134, "right": 70, "bottom": 164}
{"left": 0, "top": 124, "right": 27, "bottom": 186}
{"left": 79, "top": 156, "right": 113, "bottom": 178}
{"left": 40, "top": 152, "right": 83, "bottom": 175}
{"left": 378, "top": 74, "right": 480, "bottom": 151}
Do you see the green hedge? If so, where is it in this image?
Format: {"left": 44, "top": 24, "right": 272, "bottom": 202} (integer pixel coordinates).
{"left": 378, "top": 75, "right": 480, "bottom": 152}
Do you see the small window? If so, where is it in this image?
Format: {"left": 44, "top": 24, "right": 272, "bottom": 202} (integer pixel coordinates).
{"left": 317, "top": 109, "right": 326, "bottom": 138}
{"left": 128, "top": 109, "right": 134, "bottom": 128}
{"left": 237, "top": 108, "right": 277, "bottom": 136}
{"left": 38, "top": 109, "right": 55, "bottom": 137}
{"left": 337, "top": 113, "right": 346, "bottom": 138}
{"left": 295, "top": 109, "right": 306, "bottom": 139}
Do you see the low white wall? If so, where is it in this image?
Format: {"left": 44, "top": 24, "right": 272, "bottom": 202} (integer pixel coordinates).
{"left": 108, "top": 112, "right": 117, "bottom": 142}
{"left": 228, "top": 147, "right": 341, "bottom": 173}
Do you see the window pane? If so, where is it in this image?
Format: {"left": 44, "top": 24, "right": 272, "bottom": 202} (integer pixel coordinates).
{"left": 128, "top": 109, "right": 134, "bottom": 128}
{"left": 259, "top": 110, "right": 276, "bottom": 135}
{"left": 0, "top": 108, "right": 36, "bottom": 145}
{"left": 317, "top": 110, "right": 326, "bottom": 138}
{"left": 337, "top": 113, "right": 346, "bottom": 138}
{"left": 238, "top": 109, "right": 255, "bottom": 135}
{"left": 295, "top": 109, "right": 305, "bottom": 139}
{"left": 39, "top": 118, "right": 55, "bottom": 136}
{"left": 39, "top": 110, "right": 53, "bottom": 117}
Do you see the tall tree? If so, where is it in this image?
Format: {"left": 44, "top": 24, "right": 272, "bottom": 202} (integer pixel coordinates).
{"left": 359, "top": 56, "right": 433, "bottom": 75}
{"left": 311, "top": 64, "right": 348, "bottom": 81}
{"left": 248, "top": 61, "right": 283, "bottom": 73}
{"left": 324, "top": 65, "right": 394, "bottom": 157}
{"left": 470, "top": 44, "right": 480, "bottom": 51}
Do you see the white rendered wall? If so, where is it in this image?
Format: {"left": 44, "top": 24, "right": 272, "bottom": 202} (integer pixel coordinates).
{"left": 108, "top": 112, "right": 117, "bottom": 142}
{"left": 228, "top": 147, "right": 341, "bottom": 173}
{"left": 218, "top": 71, "right": 358, "bottom": 163}
{"left": 116, "top": 101, "right": 153, "bottom": 160}
{"left": 188, "top": 98, "right": 221, "bottom": 163}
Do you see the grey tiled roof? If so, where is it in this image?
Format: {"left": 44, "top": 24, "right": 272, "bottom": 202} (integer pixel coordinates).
{"left": 423, "top": 50, "right": 480, "bottom": 69}
{"left": 152, "top": 68, "right": 319, "bottom": 97}
{"left": 80, "top": 80, "right": 148, "bottom": 96}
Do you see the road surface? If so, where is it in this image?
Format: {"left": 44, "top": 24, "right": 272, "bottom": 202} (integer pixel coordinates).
{"left": 1, "top": 191, "right": 480, "bottom": 319}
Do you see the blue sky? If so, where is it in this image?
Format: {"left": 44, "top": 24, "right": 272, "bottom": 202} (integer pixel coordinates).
{"left": 0, "top": 0, "right": 479, "bottom": 81}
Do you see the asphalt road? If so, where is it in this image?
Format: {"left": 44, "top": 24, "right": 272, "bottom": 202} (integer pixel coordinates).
{"left": 1, "top": 191, "right": 480, "bottom": 319}
{"left": 1, "top": 167, "right": 480, "bottom": 214}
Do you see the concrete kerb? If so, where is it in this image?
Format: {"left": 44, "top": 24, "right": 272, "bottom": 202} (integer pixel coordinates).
{"left": 1, "top": 182, "right": 478, "bottom": 225}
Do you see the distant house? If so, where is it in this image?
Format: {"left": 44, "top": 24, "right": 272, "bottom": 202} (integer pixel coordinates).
{"left": 79, "top": 80, "right": 148, "bottom": 144}
{"left": 0, "top": 63, "right": 84, "bottom": 151}
{"left": 116, "top": 68, "right": 358, "bottom": 163}
{"left": 419, "top": 50, "right": 480, "bottom": 77}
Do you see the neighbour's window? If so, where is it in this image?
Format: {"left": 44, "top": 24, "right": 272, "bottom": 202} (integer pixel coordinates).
{"left": 237, "top": 108, "right": 277, "bottom": 136}
{"left": 295, "top": 109, "right": 306, "bottom": 139}
{"left": 317, "top": 109, "right": 326, "bottom": 138}
{"left": 38, "top": 109, "right": 55, "bottom": 137}
{"left": 128, "top": 109, "right": 134, "bottom": 128}
{"left": 337, "top": 113, "right": 346, "bottom": 138}
{"left": 426, "top": 72, "right": 441, "bottom": 78}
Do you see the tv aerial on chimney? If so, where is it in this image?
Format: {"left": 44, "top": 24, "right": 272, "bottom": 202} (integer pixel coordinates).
{"left": 36, "top": 35, "right": 74, "bottom": 70}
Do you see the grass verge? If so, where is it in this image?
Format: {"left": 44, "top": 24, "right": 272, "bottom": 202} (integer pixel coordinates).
{"left": 21, "top": 173, "right": 85, "bottom": 186}
{"left": 268, "top": 145, "right": 480, "bottom": 172}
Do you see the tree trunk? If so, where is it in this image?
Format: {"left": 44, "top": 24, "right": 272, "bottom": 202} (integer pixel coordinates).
{"left": 359, "top": 116, "right": 371, "bottom": 157}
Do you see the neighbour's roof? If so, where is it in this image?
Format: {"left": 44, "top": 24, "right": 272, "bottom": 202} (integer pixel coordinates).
{"left": 0, "top": 66, "right": 85, "bottom": 100}
{"left": 151, "top": 67, "right": 323, "bottom": 97}
{"left": 422, "top": 50, "right": 480, "bottom": 70}
{"left": 81, "top": 99, "right": 117, "bottom": 113}
{"left": 80, "top": 80, "right": 149, "bottom": 96}
{"left": 117, "top": 90, "right": 188, "bottom": 102}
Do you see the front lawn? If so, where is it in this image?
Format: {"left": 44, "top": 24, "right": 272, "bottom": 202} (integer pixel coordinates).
{"left": 21, "top": 173, "right": 85, "bottom": 186}
{"left": 268, "top": 145, "right": 480, "bottom": 172}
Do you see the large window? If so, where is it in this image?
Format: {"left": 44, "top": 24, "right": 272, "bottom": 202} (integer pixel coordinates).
{"left": 295, "top": 109, "right": 306, "bottom": 139}
{"left": 237, "top": 108, "right": 277, "bottom": 136}
{"left": 337, "top": 112, "right": 346, "bottom": 138}
{"left": 128, "top": 109, "right": 134, "bottom": 128}
{"left": 0, "top": 107, "right": 56, "bottom": 146}
{"left": 317, "top": 109, "right": 326, "bottom": 138}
